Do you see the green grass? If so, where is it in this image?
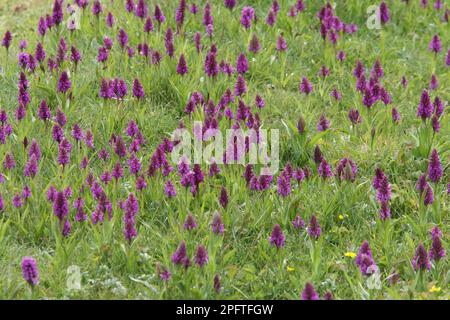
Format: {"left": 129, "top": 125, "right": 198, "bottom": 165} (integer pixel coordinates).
{"left": 0, "top": 0, "right": 448, "bottom": 299}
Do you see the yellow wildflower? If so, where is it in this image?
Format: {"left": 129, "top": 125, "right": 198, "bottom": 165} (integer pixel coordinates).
{"left": 429, "top": 285, "right": 441, "bottom": 293}
{"left": 344, "top": 252, "right": 357, "bottom": 259}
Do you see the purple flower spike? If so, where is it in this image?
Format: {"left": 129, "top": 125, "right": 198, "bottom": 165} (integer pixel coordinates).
{"left": 183, "top": 213, "right": 197, "bottom": 231}
{"left": 429, "top": 235, "right": 445, "bottom": 262}
{"left": 412, "top": 243, "right": 430, "bottom": 272}
{"left": 57, "top": 71, "right": 71, "bottom": 93}
{"left": 177, "top": 54, "right": 188, "bottom": 75}
{"left": 248, "top": 33, "right": 261, "bottom": 53}
{"left": 21, "top": 256, "right": 39, "bottom": 286}
{"left": 301, "top": 282, "right": 319, "bottom": 300}
{"left": 428, "top": 149, "right": 442, "bottom": 183}
{"left": 194, "top": 245, "right": 209, "bottom": 267}
{"left": 164, "top": 180, "right": 176, "bottom": 198}
{"left": 241, "top": 7, "right": 255, "bottom": 29}
{"left": 211, "top": 211, "right": 224, "bottom": 234}
{"left": 219, "top": 187, "right": 229, "bottom": 209}
{"left": 132, "top": 79, "right": 145, "bottom": 99}
{"left": 236, "top": 53, "right": 248, "bottom": 74}
{"left": 299, "top": 77, "right": 313, "bottom": 95}
{"left": 429, "top": 34, "right": 442, "bottom": 54}
{"left": 379, "top": 2, "right": 390, "bottom": 24}
{"left": 269, "top": 224, "right": 285, "bottom": 249}
{"left": 307, "top": 215, "right": 321, "bottom": 239}
{"left": 356, "top": 241, "right": 378, "bottom": 276}
{"left": 292, "top": 215, "right": 305, "bottom": 229}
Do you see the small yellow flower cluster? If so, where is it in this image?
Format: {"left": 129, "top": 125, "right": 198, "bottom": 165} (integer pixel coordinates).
{"left": 344, "top": 252, "right": 357, "bottom": 259}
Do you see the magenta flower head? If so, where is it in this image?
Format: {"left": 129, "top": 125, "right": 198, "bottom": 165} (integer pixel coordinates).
{"left": 24, "top": 154, "right": 38, "bottom": 178}
{"left": 57, "top": 71, "right": 71, "bottom": 93}
{"left": 154, "top": 4, "right": 166, "bottom": 25}
{"left": 391, "top": 107, "right": 400, "bottom": 123}
{"left": 175, "top": 0, "right": 187, "bottom": 29}
{"left": 205, "top": 50, "right": 218, "bottom": 77}
{"left": 202, "top": 2, "right": 214, "bottom": 27}
{"left": 299, "top": 77, "right": 313, "bottom": 95}
{"left": 379, "top": 201, "right": 391, "bottom": 220}
{"left": 177, "top": 54, "right": 188, "bottom": 75}
{"left": 296, "top": 0, "right": 306, "bottom": 12}
{"left": 224, "top": 0, "right": 236, "bottom": 10}
{"left": 432, "top": 115, "right": 440, "bottom": 133}
{"left": 348, "top": 108, "right": 362, "bottom": 125}
{"left": 373, "top": 167, "right": 386, "bottom": 190}
{"left": 269, "top": 224, "right": 285, "bottom": 249}
{"left": 92, "top": 0, "right": 103, "bottom": 16}
{"left": 376, "top": 176, "right": 391, "bottom": 203}
{"left": 319, "top": 65, "right": 330, "bottom": 78}
{"left": 429, "top": 74, "right": 439, "bottom": 90}
{"left": 318, "top": 159, "right": 332, "bottom": 179}
{"left": 266, "top": 9, "right": 277, "bottom": 26}
{"left": 123, "top": 193, "right": 138, "bottom": 243}
{"left": 277, "top": 174, "right": 291, "bottom": 197}
{"left": 183, "top": 213, "right": 197, "bottom": 231}
{"left": 35, "top": 43, "right": 46, "bottom": 63}
{"left": 53, "top": 190, "right": 68, "bottom": 221}
{"left": 276, "top": 35, "right": 287, "bottom": 51}
{"left": 301, "top": 282, "right": 319, "bottom": 300}
{"left": 193, "top": 32, "right": 202, "bottom": 53}
{"left": 214, "top": 274, "right": 221, "bottom": 293}
{"left": 52, "top": 0, "right": 63, "bottom": 25}
{"left": 430, "top": 226, "right": 442, "bottom": 239}
{"left": 117, "top": 29, "right": 129, "bottom": 48}
{"left": 379, "top": 1, "right": 390, "bottom": 24}
{"left": 335, "top": 158, "right": 358, "bottom": 182}
{"left": 433, "top": 97, "right": 444, "bottom": 117}
{"left": 58, "top": 138, "right": 72, "bottom": 167}
{"left": 248, "top": 33, "right": 261, "bottom": 53}
{"left": 292, "top": 215, "right": 305, "bottom": 229}
{"left": 164, "top": 180, "right": 176, "bottom": 198}
{"left": 132, "top": 79, "right": 145, "bottom": 99}
{"left": 21, "top": 256, "right": 39, "bottom": 287}
{"left": 194, "top": 245, "right": 209, "bottom": 267}
{"left": 317, "top": 114, "right": 330, "bottom": 132}
{"left": 236, "top": 53, "right": 248, "bottom": 74}
{"left": 307, "top": 215, "right": 321, "bottom": 239}
{"left": 428, "top": 149, "right": 442, "bottom": 183}
{"left": 412, "top": 243, "right": 430, "bottom": 271}
{"left": 172, "top": 240, "right": 188, "bottom": 266}
{"left": 355, "top": 241, "right": 378, "bottom": 275}
{"left": 106, "top": 12, "right": 115, "bottom": 28}
{"left": 97, "top": 46, "right": 109, "bottom": 63}
{"left": 234, "top": 74, "right": 247, "bottom": 96}
{"left": 429, "top": 235, "right": 445, "bottom": 262}
{"left": 3, "top": 152, "right": 16, "bottom": 170}
{"left": 164, "top": 27, "right": 174, "bottom": 57}
{"left": 211, "top": 211, "right": 224, "bottom": 234}
{"left": 13, "top": 193, "right": 23, "bottom": 208}
{"left": 144, "top": 17, "right": 154, "bottom": 33}
{"left": 70, "top": 46, "right": 81, "bottom": 65}
{"left": 38, "top": 17, "right": 47, "bottom": 37}
{"left": 429, "top": 34, "right": 442, "bottom": 53}
{"left": 314, "top": 146, "right": 325, "bottom": 165}
{"left": 446, "top": 49, "right": 450, "bottom": 66}
{"left": 241, "top": 6, "right": 255, "bottom": 29}
{"left": 219, "top": 187, "right": 229, "bottom": 209}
